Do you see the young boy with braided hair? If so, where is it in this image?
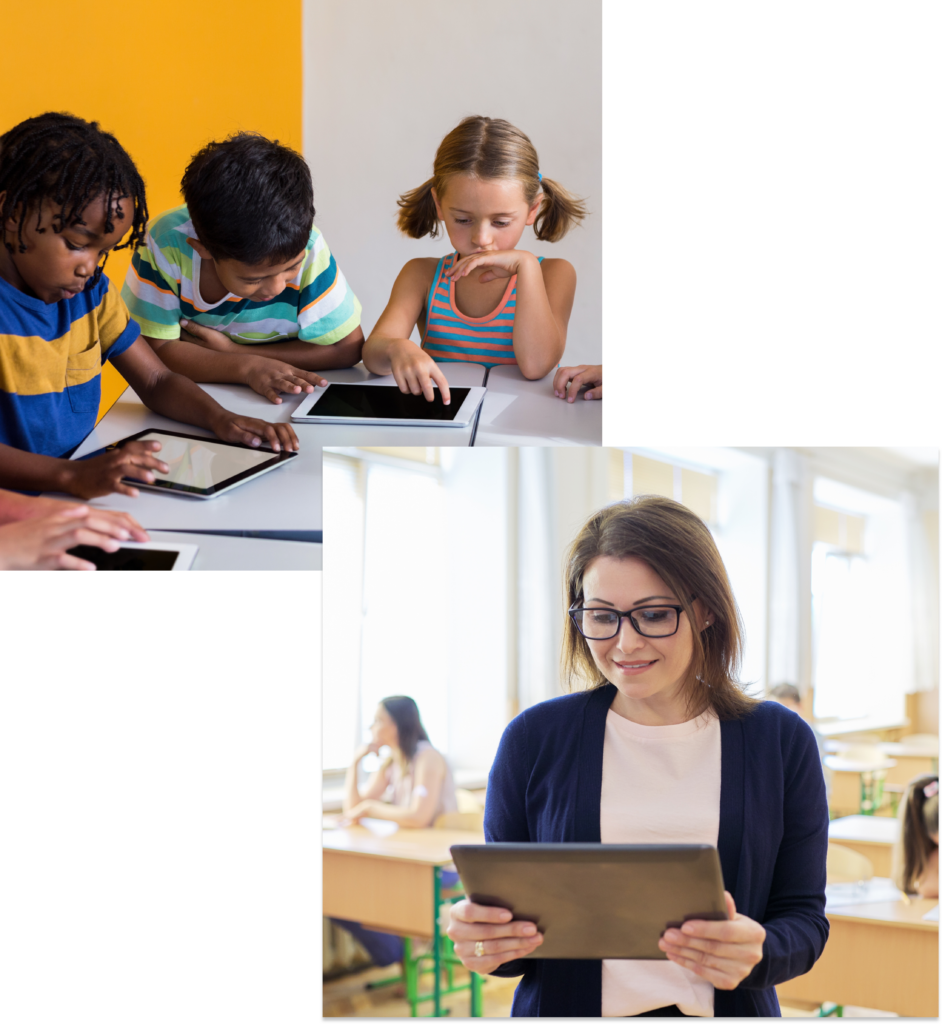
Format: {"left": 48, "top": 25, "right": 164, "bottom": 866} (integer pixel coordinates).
{"left": 123, "top": 132, "right": 363, "bottom": 404}
{"left": 0, "top": 112, "right": 300, "bottom": 500}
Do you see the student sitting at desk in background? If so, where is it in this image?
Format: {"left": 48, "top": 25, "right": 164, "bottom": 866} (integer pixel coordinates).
{"left": 0, "top": 114, "right": 299, "bottom": 500}
{"left": 893, "top": 775, "right": 939, "bottom": 899}
{"left": 123, "top": 133, "right": 363, "bottom": 405}
{"left": 363, "top": 116, "right": 585, "bottom": 404}
{"left": 331, "top": 696, "right": 457, "bottom": 967}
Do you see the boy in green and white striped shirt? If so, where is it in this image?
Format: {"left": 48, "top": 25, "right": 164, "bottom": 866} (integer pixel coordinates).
{"left": 123, "top": 133, "right": 363, "bottom": 403}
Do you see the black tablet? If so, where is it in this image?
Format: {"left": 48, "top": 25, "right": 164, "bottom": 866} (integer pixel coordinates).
{"left": 450, "top": 843, "right": 727, "bottom": 960}
{"left": 104, "top": 429, "right": 297, "bottom": 499}
{"left": 66, "top": 541, "right": 197, "bottom": 571}
{"left": 291, "top": 383, "right": 485, "bottom": 426}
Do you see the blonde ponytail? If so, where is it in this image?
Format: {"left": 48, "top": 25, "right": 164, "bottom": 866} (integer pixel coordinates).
{"left": 396, "top": 177, "right": 442, "bottom": 239}
{"left": 534, "top": 176, "right": 587, "bottom": 242}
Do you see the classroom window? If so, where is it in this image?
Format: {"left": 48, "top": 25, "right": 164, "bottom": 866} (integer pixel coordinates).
{"left": 811, "top": 479, "right": 912, "bottom": 725}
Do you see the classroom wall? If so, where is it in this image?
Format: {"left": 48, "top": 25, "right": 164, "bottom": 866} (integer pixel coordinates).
{"left": 303, "top": 0, "right": 603, "bottom": 365}
{"left": 4, "top": 0, "right": 303, "bottom": 420}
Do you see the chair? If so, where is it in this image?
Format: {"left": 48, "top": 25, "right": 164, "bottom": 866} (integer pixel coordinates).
{"left": 818, "top": 845, "right": 875, "bottom": 1018}
{"left": 826, "top": 843, "right": 874, "bottom": 885}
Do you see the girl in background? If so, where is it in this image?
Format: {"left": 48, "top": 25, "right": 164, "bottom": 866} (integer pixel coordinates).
{"left": 893, "top": 775, "right": 939, "bottom": 898}
{"left": 332, "top": 696, "right": 457, "bottom": 966}
{"left": 363, "top": 116, "right": 586, "bottom": 402}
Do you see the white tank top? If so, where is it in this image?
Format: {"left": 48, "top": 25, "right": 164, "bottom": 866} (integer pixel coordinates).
{"left": 600, "top": 708, "right": 722, "bottom": 1017}
{"left": 386, "top": 740, "right": 458, "bottom": 821}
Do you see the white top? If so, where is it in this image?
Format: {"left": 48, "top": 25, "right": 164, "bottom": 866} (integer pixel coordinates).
{"left": 600, "top": 708, "right": 722, "bottom": 1018}
{"left": 384, "top": 740, "right": 458, "bottom": 821}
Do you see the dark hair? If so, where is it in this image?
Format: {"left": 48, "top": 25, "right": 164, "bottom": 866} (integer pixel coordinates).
{"left": 0, "top": 112, "right": 148, "bottom": 282}
{"left": 894, "top": 774, "right": 940, "bottom": 894}
{"left": 181, "top": 132, "right": 314, "bottom": 265}
{"left": 562, "top": 495, "right": 758, "bottom": 721}
{"left": 769, "top": 683, "right": 801, "bottom": 705}
{"left": 397, "top": 115, "right": 587, "bottom": 243}
{"left": 380, "top": 696, "right": 430, "bottom": 763}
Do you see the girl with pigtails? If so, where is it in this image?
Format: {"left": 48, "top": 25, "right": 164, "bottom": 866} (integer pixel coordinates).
{"left": 363, "top": 116, "right": 586, "bottom": 403}
{"left": 893, "top": 775, "right": 939, "bottom": 898}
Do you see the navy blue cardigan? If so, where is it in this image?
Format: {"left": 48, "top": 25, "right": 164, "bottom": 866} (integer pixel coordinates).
{"left": 484, "top": 685, "right": 829, "bottom": 1017}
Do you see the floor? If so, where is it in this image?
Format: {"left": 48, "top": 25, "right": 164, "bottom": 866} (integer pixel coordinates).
{"left": 323, "top": 966, "right": 897, "bottom": 1018}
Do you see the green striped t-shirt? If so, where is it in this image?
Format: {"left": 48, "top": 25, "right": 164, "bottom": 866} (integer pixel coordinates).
{"left": 122, "top": 204, "right": 361, "bottom": 345}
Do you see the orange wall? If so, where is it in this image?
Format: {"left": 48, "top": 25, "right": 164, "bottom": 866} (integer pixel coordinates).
{"left": 4, "top": 1, "right": 303, "bottom": 419}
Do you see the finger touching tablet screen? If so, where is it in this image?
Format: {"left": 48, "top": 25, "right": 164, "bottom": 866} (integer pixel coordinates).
{"left": 106, "top": 430, "right": 297, "bottom": 499}
{"left": 291, "top": 383, "right": 485, "bottom": 427}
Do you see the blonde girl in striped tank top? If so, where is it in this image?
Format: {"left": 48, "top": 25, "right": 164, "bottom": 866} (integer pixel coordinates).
{"left": 363, "top": 116, "right": 586, "bottom": 403}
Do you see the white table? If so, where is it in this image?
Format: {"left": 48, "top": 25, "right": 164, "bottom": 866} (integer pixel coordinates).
{"left": 146, "top": 530, "right": 321, "bottom": 570}
{"left": 314, "top": 362, "right": 486, "bottom": 446}
{"left": 473, "top": 365, "right": 602, "bottom": 446}
{"left": 46, "top": 383, "right": 321, "bottom": 535}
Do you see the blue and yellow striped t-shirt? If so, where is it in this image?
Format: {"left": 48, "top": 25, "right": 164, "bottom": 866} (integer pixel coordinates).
{"left": 122, "top": 205, "right": 361, "bottom": 346}
{"left": 0, "top": 272, "right": 139, "bottom": 457}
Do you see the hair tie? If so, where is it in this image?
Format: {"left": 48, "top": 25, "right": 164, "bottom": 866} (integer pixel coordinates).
{"left": 924, "top": 780, "right": 939, "bottom": 799}
{"left": 538, "top": 172, "right": 543, "bottom": 182}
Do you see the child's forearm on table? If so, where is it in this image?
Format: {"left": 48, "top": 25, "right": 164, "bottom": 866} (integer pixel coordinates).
{"left": 511, "top": 255, "right": 566, "bottom": 379}
{"left": 132, "top": 365, "right": 231, "bottom": 435}
{"left": 224, "top": 330, "right": 364, "bottom": 372}
{"left": 145, "top": 338, "right": 257, "bottom": 386}
{"left": 0, "top": 488, "right": 77, "bottom": 524}
{"left": 0, "top": 445, "right": 77, "bottom": 496}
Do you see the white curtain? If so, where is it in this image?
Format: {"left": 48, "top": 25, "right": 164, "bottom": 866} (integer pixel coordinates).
{"left": 767, "top": 448, "right": 813, "bottom": 692}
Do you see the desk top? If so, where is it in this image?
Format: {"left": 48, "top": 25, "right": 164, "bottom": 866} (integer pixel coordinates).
{"left": 323, "top": 820, "right": 485, "bottom": 865}
{"left": 50, "top": 383, "right": 320, "bottom": 532}
{"left": 147, "top": 530, "right": 321, "bottom": 570}
{"left": 828, "top": 814, "right": 899, "bottom": 845}
{"left": 314, "top": 362, "right": 485, "bottom": 447}
{"left": 474, "top": 366, "right": 602, "bottom": 447}
{"left": 828, "top": 895, "right": 938, "bottom": 930}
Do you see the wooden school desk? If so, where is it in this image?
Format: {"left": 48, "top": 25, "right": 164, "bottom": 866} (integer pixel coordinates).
{"left": 46, "top": 382, "right": 321, "bottom": 537}
{"left": 474, "top": 365, "right": 602, "bottom": 446}
{"left": 827, "top": 815, "right": 899, "bottom": 877}
{"left": 316, "top": 363, "right": 487, "bottom": 447}
{"left": 776, "top": 890, "right": 938, "bottom": 1017}
{"left": 323, "top": 820, "right": 486, "bottom": 1016}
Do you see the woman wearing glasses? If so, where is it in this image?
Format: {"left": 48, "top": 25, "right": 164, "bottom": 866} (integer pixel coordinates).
{"left": 447, "top": 496, "right": 828, "bottom": 1017}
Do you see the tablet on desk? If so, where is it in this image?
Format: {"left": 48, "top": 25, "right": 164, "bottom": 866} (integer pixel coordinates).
{"left": 291, "top": 383, "right": 485, "bottom": 427}
{"left": 66, "top": 541, "right": 198, "bottom": 571}
{"left": 104, "top": 429, "right": 297, "bottom": 499}
{"left": 450, "top": 843, "right": 727, "bottom": 960}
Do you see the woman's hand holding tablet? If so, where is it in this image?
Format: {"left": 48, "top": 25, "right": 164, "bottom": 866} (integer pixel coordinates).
{"left": 657, "top": 891, "right": 766, "bottom": 990}
{"left": 447, "top": 899, "right": 544, "bottom": 974}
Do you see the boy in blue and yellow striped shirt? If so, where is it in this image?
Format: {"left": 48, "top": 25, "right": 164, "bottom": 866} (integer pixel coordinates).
{"left": 123, "top": 133, "right": 363, "bottom": 403}
{"left": 0, "top": 113, "right": 300, "bottom": 499}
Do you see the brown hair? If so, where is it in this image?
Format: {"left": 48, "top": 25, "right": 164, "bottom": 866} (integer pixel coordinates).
{"left": 380, "top": 695, "right": 430, "bottom": 763}
{"left": 397, "top": 115, "right": 587, "bottom": 243}
{"left": 561, "top": 495, "right": 758, "bottom": 721}
{"left": 893, "top": 774, "right": 939, "bottom": 894}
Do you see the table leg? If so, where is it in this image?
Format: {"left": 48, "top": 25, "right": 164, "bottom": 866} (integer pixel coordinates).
{"left": 433, "top": 866, "right": 442, "bottom": 1017}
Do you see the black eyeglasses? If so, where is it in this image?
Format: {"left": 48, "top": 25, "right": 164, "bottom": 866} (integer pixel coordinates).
{"left": 569, "top": 603, "right": 688, "bottom": 640}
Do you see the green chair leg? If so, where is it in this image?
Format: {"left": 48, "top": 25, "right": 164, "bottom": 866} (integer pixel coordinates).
{"left": 402, "top": 936, "right": 420, "bottom": 1017}
{"left": 470, "top": 971, "right": 484, "bottom": 1016}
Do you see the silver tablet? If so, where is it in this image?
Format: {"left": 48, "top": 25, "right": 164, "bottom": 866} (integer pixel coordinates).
{"left": 291, "top": 383, "right": 485, "bottom": 427}
{"left": 106, "top": 429, "right": 298, "bottom": 499}
{"left": 66, "top": 541, "right": 198, "bottom": 571}
{"left": 450, "top": 843, "right": 728, "bottom": 960}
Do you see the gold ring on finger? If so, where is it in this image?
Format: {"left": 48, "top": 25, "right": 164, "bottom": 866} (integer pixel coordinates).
{"left": 475, "top": 940, "right": 485, "bottom": 958}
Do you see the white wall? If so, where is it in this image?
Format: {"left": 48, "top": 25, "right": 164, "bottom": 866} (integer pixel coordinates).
{"left": 303, "top": 0, "right": 602, "bottom": 364}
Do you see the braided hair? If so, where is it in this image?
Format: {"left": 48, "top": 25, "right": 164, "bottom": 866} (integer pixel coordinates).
{"left": 0, "top": 112, "right": 148, "bottom": 284}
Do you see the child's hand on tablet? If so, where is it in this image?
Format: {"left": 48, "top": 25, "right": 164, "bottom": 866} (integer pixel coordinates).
{"left": 388, "top": 340, "right": 451, "bottom": 405}
{"left": 447, "top": 899, "right": 544, "bottom": 974}
{"left": 213, "top": 414, "right": 300, "bottom": 453}
{"left": 0, "top": 506, "right": 128, "bottom": 570}
{"left": 244, "top": 357, "right": 328, "bottom": 404}
{"left": 64, "top": 441, "right": 170, "bottom": 499}
{"left": 553, "top": 364, "right": 602, "bottom": 402}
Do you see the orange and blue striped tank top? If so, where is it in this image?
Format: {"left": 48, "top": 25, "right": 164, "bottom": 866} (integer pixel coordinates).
{"left": 422, "top": 252, "right": 543, "bottom": 368}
